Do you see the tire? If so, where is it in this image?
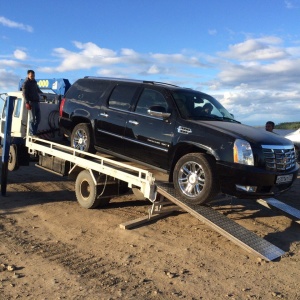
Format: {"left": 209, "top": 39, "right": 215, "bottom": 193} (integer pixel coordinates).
{"left": 8, "top": 145, "right": 19, "bottom": 171}
{"left": 71, "top": 123, "right": 95, "bottom": 154}
{"left": 75, "top": 170, "right": 111, "bottom": 209}
{"left": 173, "top": 153, "right": 219, "bottom": 205}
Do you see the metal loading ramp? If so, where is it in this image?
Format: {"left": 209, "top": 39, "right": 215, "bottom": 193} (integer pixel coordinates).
{"left": 257, "top": 198, "right": 300, "bottom": 224}
{"left": 156, "top": 182, "right": 285, "bottom": 261}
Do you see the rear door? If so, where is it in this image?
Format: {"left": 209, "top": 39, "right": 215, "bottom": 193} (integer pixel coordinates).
{"left": 123, "top": 87, "right": 176, "bottom": 169}
{"left": 95, "top": 83, "right": 139, "bottom": 153}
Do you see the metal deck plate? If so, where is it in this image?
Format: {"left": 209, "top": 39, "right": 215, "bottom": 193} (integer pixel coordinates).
{"left": 156, "top": 182, "right": 285, "bottom": 261}
{"left": 257, "top": 198, "right": 300, "bottom": 223}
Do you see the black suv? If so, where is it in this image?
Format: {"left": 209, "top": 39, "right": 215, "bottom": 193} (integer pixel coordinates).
{"left": 59, "top": 77, "right": 299, "bottom": 204}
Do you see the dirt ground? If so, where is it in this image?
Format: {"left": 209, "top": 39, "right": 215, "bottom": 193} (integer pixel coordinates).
{"left": 0, "top": 157, "right": 300, "bottom": 300}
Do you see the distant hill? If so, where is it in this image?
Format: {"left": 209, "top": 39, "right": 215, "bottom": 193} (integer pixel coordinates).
{"left": 275, "top": 122, "right": 300, "bottom": 130}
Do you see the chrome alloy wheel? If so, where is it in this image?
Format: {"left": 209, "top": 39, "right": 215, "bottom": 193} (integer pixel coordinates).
{"left": 72, "top": 128, "right": 88, "bottom": 151}
{"left": 177, "top": 160, "right": 205, "bottom": 198}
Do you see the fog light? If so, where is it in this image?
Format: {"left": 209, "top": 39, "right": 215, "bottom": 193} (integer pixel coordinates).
{"left": 236, "top": 185, "right": 257, "bottom": 192}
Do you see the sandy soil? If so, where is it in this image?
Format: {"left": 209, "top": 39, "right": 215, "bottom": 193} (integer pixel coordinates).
{"left": 0, "top": 158, "right": 300, "bottom": 300}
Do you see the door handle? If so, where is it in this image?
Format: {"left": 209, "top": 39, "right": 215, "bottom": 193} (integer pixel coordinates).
{"left": 128, "top": 120, "right": 139, "bottom": 125}
{"left": 100, "top": 112, "right": 108, "bottom": 117}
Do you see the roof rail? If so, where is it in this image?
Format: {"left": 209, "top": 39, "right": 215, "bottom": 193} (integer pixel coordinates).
{"left": 83, "top": 76, "right": 179, "bottom": 88}
{"left": 142, "top": 80, "right": 179, "bottom": 87}
{"left": 83, "top": 76, "right": 143, "bottom": 84}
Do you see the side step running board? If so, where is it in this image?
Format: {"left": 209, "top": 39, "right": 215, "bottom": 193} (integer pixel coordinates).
{"left": 156, "top": 182, "right": 285, "bottom": 261}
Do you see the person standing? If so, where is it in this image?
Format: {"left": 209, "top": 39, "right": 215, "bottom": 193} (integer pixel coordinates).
{"left": 265, "top": 121, "right": 275, "bottom": 132}
{"left": 22, "top": 70, "right": 42, "bottom": 136}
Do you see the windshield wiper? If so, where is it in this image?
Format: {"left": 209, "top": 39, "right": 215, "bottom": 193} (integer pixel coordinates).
{"left": 222, "top": 117, "right": 240, "bottom": 123}
{"left": 192, "top": 115, "right": 240, "bottom": 123}
{"left": 196, "top": 115, "right": 223, "bottom": 120}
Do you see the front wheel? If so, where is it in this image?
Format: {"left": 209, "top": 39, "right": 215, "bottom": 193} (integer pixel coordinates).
{"left": 173, "top": 153, "right": 219, "bottom": 205}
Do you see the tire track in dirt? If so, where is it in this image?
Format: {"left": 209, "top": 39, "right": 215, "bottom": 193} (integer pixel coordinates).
{"left": 0, "top": 214, "right": 162, "bottom": 299}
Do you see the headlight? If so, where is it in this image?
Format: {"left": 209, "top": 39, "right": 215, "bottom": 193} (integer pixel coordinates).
{"left": 233, "top": 139, "right": 254, "bottom": 165}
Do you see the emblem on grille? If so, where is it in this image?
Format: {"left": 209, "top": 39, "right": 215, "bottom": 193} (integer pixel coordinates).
{"left": 281, "top": 157, "right": 288, "bottom": 168}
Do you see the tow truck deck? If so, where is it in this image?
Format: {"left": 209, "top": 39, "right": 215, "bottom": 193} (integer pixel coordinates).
{"left": 1, "top": 95, "right": 299, "bottom": 262}
{"left": 25, "top": 136, "right": 300, "bottom": 262}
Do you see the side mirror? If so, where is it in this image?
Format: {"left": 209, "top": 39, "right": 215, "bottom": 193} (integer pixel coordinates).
{"left": 148, "top": 106, "right": 171, "bottom": 119}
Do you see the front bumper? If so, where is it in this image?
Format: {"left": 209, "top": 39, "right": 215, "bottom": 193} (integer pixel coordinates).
{"left": 216, "top": 161, "right": 299, "bottom": 199}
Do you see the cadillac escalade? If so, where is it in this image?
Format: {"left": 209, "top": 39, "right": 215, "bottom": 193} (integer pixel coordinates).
{"left": 59, "top": 77, "right": 299, "bottom": 204}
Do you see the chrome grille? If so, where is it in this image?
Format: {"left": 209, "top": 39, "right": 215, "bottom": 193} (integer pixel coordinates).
{"left": 262, "top": 146, "right": 296, "bottom": 171}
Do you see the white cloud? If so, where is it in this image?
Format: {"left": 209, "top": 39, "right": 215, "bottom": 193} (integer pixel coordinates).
{"left": 147, "top": 65, "right": 160, "bottom": 74}
{"left": 216, "top": 57, "right": 300, "bottom": 90}
{"left": 219, "top": 37, "right": 287, "bottom": 61}
{"left": 216, "top": 88, "right": 300, "bottom": 125}
{"left": 0, "top": 59, "right": 25, "bottom": 68}
{"left": 151, "top": 53, "right": 205, "bottom": 67}
{"left": 73, "top": 41, "right": 116, "bottom": 57}
{"left": 14, "top": 49, "right": 27, "bottom": 60}
{"left": 38, "top": 42, "right": 206, "bottom": 76}
{"left": 0, "top": 16, "right": 33, "bottom": 32}
{"left": 0, "top": 69, "right": 20, "bottom": 91}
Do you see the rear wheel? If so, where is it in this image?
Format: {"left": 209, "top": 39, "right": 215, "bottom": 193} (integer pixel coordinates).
{"left": 71, "top": 123, "right": 95, "bottom": 154}
{"left": 75, "top": 170, "right": 111, "bottom": 209}
{"left": 173, "top": 153, "right": 219, "bottom": 205}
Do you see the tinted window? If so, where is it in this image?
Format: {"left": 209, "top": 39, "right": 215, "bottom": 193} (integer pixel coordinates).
{"left": 172, "top": 90, "right": 235, "bottom": 120}
{"left": 135, "top": 88, "right": 168, "bottom": 115}
{"left": 108, "top": 84, "right": 137, "bottom": 111}
{"left": 66, "top": 79, "right": 109, "bottom": 105}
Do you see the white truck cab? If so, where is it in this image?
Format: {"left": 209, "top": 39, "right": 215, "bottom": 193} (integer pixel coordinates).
{"left": 0, "top": 78, "right": 71, "bottom": 170}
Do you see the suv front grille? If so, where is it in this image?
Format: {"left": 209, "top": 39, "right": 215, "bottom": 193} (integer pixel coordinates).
{"left": 262, "top": 146, "right": 296, "bottom": 171}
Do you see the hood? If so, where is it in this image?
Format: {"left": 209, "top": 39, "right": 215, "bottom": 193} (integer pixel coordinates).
{"left": 189, "top": 120, "right": 294, "bottom": 147}
{"left": 285, "top": 128, "right": 300, "bottom": 144}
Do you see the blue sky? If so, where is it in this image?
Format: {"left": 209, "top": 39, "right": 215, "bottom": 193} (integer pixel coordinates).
{"left": 1, "top": 0, "right": 300, "bottom": 126}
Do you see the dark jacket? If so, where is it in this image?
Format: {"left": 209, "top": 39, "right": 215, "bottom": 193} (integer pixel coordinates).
{"left": 22, "top": 78, "right": 42, "bottom": 103}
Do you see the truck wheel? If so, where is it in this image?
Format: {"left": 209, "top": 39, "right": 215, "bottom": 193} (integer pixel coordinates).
{"left": 173, "top": 153, "right": 219, "bottom": 205}
{"left": 71, "top": 123, "right": 95, "bottom": 154}
{"left": 8, "top": 145, "right": 19, "bottom": 171}
{"left": 75, "top": 170, "right": 110, "bottom": 209}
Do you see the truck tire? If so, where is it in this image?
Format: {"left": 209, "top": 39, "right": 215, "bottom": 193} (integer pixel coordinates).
{"left": 173, "top": 153, "right": 219, "bottom": 205}
{"left": 71, "top": 123, "right": 95, "bottom": 155}
{"left": 8, "top": 145, "right": 19, "bottom": 171}
{"left": 75, "top": 170, "right": 110, "bottom": 209}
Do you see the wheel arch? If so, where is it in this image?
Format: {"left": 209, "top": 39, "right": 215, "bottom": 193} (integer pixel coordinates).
{"left": 169, "top": 142, "right": 219, "bottom": 182}
{"left": 70, "top": 116, "right": 94, "bottom": 133}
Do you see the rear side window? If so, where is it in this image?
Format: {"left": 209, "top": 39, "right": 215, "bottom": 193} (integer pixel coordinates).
{"left": 66, "top": 79, "right": 109, "bottom": 105}
{"left": 108, "top": 84, "right": 138, "bottom": 111}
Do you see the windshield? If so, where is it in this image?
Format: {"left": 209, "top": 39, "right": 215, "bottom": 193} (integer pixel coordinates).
{"left": 171, "top": 90, "right": 237, "bottom": 122}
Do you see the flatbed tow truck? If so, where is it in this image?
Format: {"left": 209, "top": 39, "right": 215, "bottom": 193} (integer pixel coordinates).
{"left": 1, "top": 94, "right": 300, "bottom": 262}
